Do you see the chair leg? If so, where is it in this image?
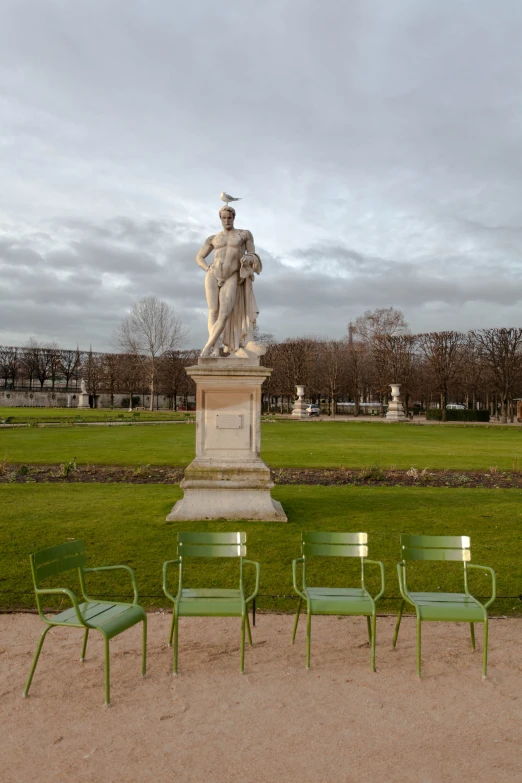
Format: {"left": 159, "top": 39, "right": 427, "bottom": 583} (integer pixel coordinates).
{"left": 482, "top": 619, "right": 488, "bottom": 679}
{"left": 173, "top": 611, "right": 179, "bottom": 675}
{"left": 292, "top": 598, "right": 302, "bottom": 643}
{"left": 416, "top": 616, "right": 422, "bottom": 677}
{"left": 240, "top": 614, "right": 246, "bottom": 674}
{"left": 370, "top": 613, "right": 377, "bottom": 672}
{"left": 168, "top": 609, "right": 175, "bottom": 647}
{"left": 142, "top": 616, "right": 147, "bottom": 678}
{"left": 393, "top": 600, "right": 405, "bottom": 648}
{"left": 81, "top": 628, "right": 89, "bottom": 661}
{"left": 306, "top": 611, "right": 312, "bottom": 670}
{"left": 246, "top": 610, "right": 253, "bottom": 646}
{"left": 103, "top": 634, "right": 110, "bottom": 706}
{"left": 23, "top": 625, "right": 51, "bottom": 697}
{"left": 470, "top": 622, "right": 475, "bottom": 651}
{"left": 366, "top": 615, "right": 372, "bottom": 644}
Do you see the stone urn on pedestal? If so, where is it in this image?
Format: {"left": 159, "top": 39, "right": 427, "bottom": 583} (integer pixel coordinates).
{"left": 292, "top": 385, "right": 308, "bottom": 419}
{"left": 386, "top": 383, "right": 407, "bottom": 421}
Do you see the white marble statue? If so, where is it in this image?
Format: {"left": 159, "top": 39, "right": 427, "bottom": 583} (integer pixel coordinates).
{"left": 196, "top": 205, "right": 265, "bottom": 358}
{"left": 80, "top": 379, "right": 87, "bottom": 394}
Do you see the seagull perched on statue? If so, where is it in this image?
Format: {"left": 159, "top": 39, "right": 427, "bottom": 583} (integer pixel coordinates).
{"left": 220, "top": 191, "right": 242, "bottom": 205}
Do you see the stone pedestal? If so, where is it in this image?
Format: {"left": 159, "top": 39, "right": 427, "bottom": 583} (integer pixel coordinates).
{"left": 386, "top": 383, "right": 407, "bottom": 421}
{"left": 292, "top": 384, "right": 308, "bottom": 419}
{"left": 77, "top": 393, "right": 90, "bottom": 409}
{"left": 166, "top": 357, "right": 287, "bottom": 522}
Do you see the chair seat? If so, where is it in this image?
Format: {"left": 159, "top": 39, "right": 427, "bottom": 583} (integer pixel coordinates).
{"left": 52, "top": 601, "right": 146, "bottom": 639}
{"left": 306, "top": 587, "right": 373, "bottom": 615}
{"left": 177, "top": 588, "right": 244, "bottom": 616}
{"left": 408, "top": 592, "right": 485, "bottom": 622}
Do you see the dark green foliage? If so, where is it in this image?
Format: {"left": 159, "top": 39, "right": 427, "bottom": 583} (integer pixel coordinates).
{"left": 426, "top": 409, "right": 490, "bottom": 422}
{"left": 120, "top": 396, "right": 141, "bottom": 408}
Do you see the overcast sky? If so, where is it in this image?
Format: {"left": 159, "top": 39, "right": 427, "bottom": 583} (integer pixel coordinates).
{"left": 1, "top": 0, "right": 522, "bottom": 352}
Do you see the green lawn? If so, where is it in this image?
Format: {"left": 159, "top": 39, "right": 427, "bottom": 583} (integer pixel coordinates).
{"left": 1, "top": 483, "right": 519, "bottom": 614}
{"left": 2, "top": 420, "right": 522, "bottom": 470}
{"left": 0, "top": 406, "right": 193, "bottom": 424}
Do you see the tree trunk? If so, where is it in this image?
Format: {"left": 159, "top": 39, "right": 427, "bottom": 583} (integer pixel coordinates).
{"left": 441, "top": 391, "right": 447, "bottom": 422}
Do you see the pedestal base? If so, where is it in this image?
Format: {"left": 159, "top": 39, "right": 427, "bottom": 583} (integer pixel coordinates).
{"left": 77, "top": 393, "right": 90, "bottom": 410}
{"left": 166, "top": 357, "right": 287, "bottom": 522}
{"left": 167, "top": 489, "right": 286, "bottom": 522}
{"left": 386, "top": 401, "right": 407, "bottom": 421}
{"left": 292, "top": 400, "right": 308, "bottom": 419}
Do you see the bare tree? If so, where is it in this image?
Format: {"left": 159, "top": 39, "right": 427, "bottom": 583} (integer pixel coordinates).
{"left": 346, "top": 335, "right": 368, "bottom": 416}
{"left": 317, "top": 339, "right": 347, "bottom": 417}
{"left": 351, "top": 307, "right": 409, "bottom": 342}
{"left": 0, "top": 346, "right": 19, "bottom": 389}
{"left": 418, "top": 331, "right": 465, "bottom": 421}
{"left": 374, "top": 334, "right": 417, "bottom": 414}
{"left": 472, "top": 328, "right": 522, "bottom": 423}
{"left": 59, "top": 348, "right": 82, "bottom": 391}
{"left": 116, "top": 296, "right": 189, "bottom": 410}
{"left": 460, "top": 333, "right": 484, "bottom": 410}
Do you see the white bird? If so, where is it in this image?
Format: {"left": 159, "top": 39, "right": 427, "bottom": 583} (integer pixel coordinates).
{"left": 220, "top": 191, "right": 242, "bottom": 205}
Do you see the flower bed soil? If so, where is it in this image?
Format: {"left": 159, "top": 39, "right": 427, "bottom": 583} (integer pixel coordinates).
{"left": 2, "top": 464, "right": 522, "bottom": 489}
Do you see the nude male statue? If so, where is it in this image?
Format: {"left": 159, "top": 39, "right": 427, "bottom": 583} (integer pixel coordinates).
{"left": 196, "top": 205, "right": 265, "bottom": 358}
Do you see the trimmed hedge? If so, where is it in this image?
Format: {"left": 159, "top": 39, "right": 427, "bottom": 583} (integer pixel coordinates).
{"left": 426, "top": 409, "right": 490, "bottom": 422}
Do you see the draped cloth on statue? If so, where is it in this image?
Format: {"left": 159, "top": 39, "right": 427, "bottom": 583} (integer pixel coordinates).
{"left": 220, "top": 252, "right": 262, "bottom": 355}
{"left": 222, "top": 274, "right": 259, "bottom": 354}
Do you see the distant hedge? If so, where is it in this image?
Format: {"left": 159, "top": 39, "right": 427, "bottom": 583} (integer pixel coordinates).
{"left": 426, "top": 409, "right": 490, "bottom": 422}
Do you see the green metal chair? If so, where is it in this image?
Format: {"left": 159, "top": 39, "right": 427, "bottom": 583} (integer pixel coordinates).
{"left": 24, "top": 541, "right": 147, "bottom": 705}
{"left": 393, "top": 535, "right": 496, "bottom": 677}
{"left": 292, "top": 532, "right": 385, "bottom": 670}
{"left": 163, "top": 532, "right": 260, "bottom": 675}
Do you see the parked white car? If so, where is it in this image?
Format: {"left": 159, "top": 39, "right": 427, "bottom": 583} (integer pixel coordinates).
{"left": 446, "top": 404, "right": 466, "bottom": 410}
{"left": 306, "top": 405, "right": 320, "bottom": 417}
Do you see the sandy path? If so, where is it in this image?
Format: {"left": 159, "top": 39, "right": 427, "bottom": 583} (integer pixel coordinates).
{"left": 1, "top": 613, "right": 521, "bottom": 783}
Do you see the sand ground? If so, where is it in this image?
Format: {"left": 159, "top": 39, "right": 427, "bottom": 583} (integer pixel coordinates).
{"left": 1, "top": 612, "right": 521, "bottom": 783}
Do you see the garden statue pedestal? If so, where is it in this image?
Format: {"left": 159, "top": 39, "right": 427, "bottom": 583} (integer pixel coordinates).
{"left": 292, "top": 385, "right": 308, "bottom": 419}
{"left": 166, "top": 356, "right": 287, "bottom": 522}
{"left": 386, "top": 383, "right": 407, "bottom": 421}
{"left": 77, "top": 380, "right": 90, "bottom": 409}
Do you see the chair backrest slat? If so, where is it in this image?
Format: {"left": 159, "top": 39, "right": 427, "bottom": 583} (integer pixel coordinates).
{"left": 31, "top": 541, "right": 87, "bottom": 585}
{"left": 178, "top": 543, "right": 247, "bottom": 558}
{"left": 33, "top": 540, "right": 85, "bottom": 566}
{"left": 178, "top": 532, "right": 246, "bottom": 545}
{"left": 302, "top": 542, "right": 368, "bottom": 558}
{"left": 402, "top": 547, "right": 470, "bottom": 562}
{"left": 400, "top": 534, "right": 471, "bottom": 562}
{"left": 302, "top": 532, "right": 367, "bottom": 545}
{"left": 401, "top": 535, "right": 470, "bottom": 549}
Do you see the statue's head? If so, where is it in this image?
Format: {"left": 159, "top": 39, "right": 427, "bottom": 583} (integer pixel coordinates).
{"left": 219, "top": 205, "right": 235, "bottom": 229}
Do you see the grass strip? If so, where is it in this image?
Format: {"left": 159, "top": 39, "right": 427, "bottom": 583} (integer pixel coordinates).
{"left": 1, "top": 420, "right": 522, "bottom": 470}
{"left": 1, "top": 483, "right": 520, "bottom": 615}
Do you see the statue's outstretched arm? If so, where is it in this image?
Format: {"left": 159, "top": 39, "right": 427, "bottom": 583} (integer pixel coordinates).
{"left": 196, "top": 235, "right": 215, "bottom": 272}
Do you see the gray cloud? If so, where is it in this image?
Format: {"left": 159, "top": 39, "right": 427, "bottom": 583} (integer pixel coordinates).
{"left": 1, "top": 0, "right": 522, "bottom": 349}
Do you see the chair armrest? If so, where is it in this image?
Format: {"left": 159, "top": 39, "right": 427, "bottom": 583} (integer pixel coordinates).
{"left": 243, "top": 559, "right": 260, "bottom": 604}
{"left": 36, "top": 587, "right": 85, "bottom": 625}
{"left": 396, "top": 561, "right": 415, "bottom": 605}
{"left": 292, "top": 557, "right": 307, "bottom": 601}
{"left": 466, "top": 563, "right": 496, "bottom": 608}
{"left": 364, "top": 559, "right": 386, "bottom": 601}
{"left": 83, "top": 564, "right": 139, "bottom": 605}
{"left": 162, "top": 559, "right": 181, "bottom": 604}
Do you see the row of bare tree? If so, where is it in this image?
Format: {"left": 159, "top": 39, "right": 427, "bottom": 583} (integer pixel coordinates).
{"left": 262, "top": 309, "right": 522, "bottom": 423}
{"left": 0, "top": 343, "right": 199, "bottom": 411}
{"left": 2, "top": 305, "right": 522, "bottom": 422}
